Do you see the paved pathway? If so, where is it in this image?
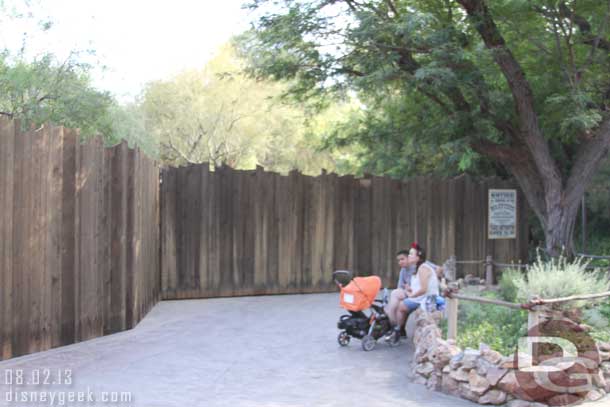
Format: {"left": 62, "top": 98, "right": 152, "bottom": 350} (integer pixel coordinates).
{"left": 0, "top": 293, "right": 605, "bottom": 407}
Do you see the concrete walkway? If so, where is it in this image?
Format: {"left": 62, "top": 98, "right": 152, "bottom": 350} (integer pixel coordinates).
{"left": 0, "top": 293, "right": 560, "bottom": 406}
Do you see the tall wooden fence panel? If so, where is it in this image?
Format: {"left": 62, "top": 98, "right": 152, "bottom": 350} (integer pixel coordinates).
{"left": 160, "top": 165, "right": 530, "bottom": 300}
{"left": 0, "top": 119, "right": 160, "bottom": 361}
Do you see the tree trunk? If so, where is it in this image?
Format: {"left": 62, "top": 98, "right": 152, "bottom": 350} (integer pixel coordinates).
{"left": 543, "top": 198, "right": 581, "bottom": 258}
{"left": 456, "top": 0, "right": 610, "bottom": 259}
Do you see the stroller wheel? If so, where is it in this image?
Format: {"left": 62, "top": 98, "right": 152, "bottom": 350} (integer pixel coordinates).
{"left": 361, "top": 335, "right": 376, "bottom": 351}
{"left": 337, "top": 331, "right": 350, "bottom": 347}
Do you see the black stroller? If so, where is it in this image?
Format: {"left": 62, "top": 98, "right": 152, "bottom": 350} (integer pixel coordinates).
{"left": 333, "top": 270, "right": 397, "bottom": 351}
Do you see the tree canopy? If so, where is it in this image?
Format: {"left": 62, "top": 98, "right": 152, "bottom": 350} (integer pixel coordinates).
{"left": 241, "top": 0, "right": 610, "bottom": 254}
{"left": 140, "top": 44, "right": 342, "bottom": 174}
{"left": 0, "top": 1, "right": 122, "bottom": 141}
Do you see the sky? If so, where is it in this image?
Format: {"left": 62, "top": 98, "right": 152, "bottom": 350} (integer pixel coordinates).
{"left": 0, "top": 0, "right": 252, "bottom": 102}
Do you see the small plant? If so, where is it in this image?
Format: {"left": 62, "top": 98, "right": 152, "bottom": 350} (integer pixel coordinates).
{"left": 455, "top": 289, "right": 528, "bottom": 355}
{"left": 514, "top": 252, "right": 610, "bottom": 309}
{"left": 584, "top": 300, "right": 610, "bottom": 342}
{"left": 498, "top": 269, "right": 524, "bottom": 303}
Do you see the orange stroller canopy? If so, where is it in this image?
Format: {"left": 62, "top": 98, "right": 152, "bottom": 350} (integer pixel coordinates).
{"left": 339, "top": 276, "right": 382, "bottom": 312}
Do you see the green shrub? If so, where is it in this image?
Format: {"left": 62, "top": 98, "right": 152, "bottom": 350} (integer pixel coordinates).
{"left": 585, "top": 300, "right": 610, "bottom": 342}
{"left": 456, "top": 290, "right": 528, "bottom": 355}
{"left": 515, "top": 253, "right": 610, "bottom": 309}
{"left": 498, "top": 269, "right": 524, "bottom": 303}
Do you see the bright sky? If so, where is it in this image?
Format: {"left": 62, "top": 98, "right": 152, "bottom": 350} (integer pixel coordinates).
{"left": 0, "top": 0, "right": 252, "bottom": 102}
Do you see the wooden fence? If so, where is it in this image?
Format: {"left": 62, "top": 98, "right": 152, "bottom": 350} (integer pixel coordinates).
{"left": 0, "top": 119, "right": 160, "bottom": 361}
{"left": 0, "top": 119, "right": 532, "bottom": 360}
{"left": 160, "top": 164, "right": 530, "bottom": 300}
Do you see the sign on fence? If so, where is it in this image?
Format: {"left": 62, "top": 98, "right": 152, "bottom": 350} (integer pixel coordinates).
{"left": 488, "top": 189, "right": 517, "bottom": 239}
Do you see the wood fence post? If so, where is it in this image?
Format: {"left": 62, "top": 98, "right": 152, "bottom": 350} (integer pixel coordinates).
{"left": 527, "top": 305, "right": 542, "bottom": 360}
{"left": 447, "top": 297, "right": 459, "bottom": 341}
{"left": 444, "top": 255, "right": 457, "bottom": 282}
{"left": 485, "top": 255, "right": 493, "bottom": 288}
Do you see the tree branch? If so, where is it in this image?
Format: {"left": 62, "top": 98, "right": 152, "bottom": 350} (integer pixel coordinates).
{"left": 564, "top": 115, "right": 610, "bottom": 209}
{"left": 456, "top": 0, "right": 563, "bottom": 208}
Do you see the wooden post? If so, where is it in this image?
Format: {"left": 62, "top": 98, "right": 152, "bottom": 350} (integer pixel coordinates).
{"left": 485, "top": 255, "right": 493, "bottom": 288}
{"left": 447, "top": 297, "right": 459, "bottom": 340}
{"left": 444, "top": 255, "right": 457, "bottom": 282}
{"left": 527, "top": 305, "right": 542, "bottom": 360}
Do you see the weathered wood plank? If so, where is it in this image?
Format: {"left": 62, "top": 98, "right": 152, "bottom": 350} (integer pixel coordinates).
{"left": 0, "top": 118, "right": 15, "bottom": 360}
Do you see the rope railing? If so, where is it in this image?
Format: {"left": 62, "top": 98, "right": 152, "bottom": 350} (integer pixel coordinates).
{"left": 443, "top": 286, "right": 610, "bottom": 340}
{"left": 578, "top": 253, "right": 610, "bottom": 260}
{"left": 453, "top": 260, "right": 485, "bottom": 265}
{"left": 492, "top": 262, "right": 529, "bottom": 269}
{"left": 441, "top": 253, "right": 610, "bottom": 341}
{"left": 442, "top": 253, "right": 610, "bottom": 287}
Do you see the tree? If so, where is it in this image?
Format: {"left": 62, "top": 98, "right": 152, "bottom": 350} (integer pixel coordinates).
{"left": 140, "top": 43, "right": 338, "bottom": 174}
{"left": 0, "top": 1, "right": 119, "bottom": 140}
{"left": 0, "top": 52, "right": 117, "bottom": 138}
{"left": 241, "top": 0, "right": 610, "bottom": 256}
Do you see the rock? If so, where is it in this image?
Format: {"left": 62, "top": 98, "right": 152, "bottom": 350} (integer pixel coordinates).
{"left": 593, "top": 370, "right": 607, "bottom": 389}
{"left": 545, "top": 393, "right": 582, "bottom": 406}
{"left": 442, "top": 365, "right": 451, "bottom": 373}
{"left": 450, "top": 352, "right": 464, "bottom": 370}
{"left": 477, "top": 357, "right": 496, "bottom": 376}
{"left": 430, "top": 310, "right": 443, "bottom": 324}
{"left": 547, "top": 360, "right": 594, "bottom": 390}
{"left": 450, "top": 366, "right": 470, "bottom": 382}
{"left": 486, "top": 366, "right": 509, "bottom": 387}
{"left": 468, "top": 369, "right": 491, "bottom": 396}
{"left": 416, "top": 362, "right": 434, "bottom": 377}
{"left": 586, "top": 389, "right": 604, "bottom": 401}
{"left": 600, "top": 351, "right": 610, "bottom": 362}
{"left": 601, "top": 361, "right": 610, "bottom": 376}
{"left": 598, "top": 342, "right": 610, "bottom": 352}
{"left": 415, "top": 351, "right": 428, "bottom": 364}
{"left": 429, "top": 343, "right": 458, "bottom": 369}
{"left": 500, "top": 355, "right": 517, "bottom": 369}
{"left": 481, "top": 349, "right": 504, "bottom": 365}
{"left": 441, "top": 373, "right": 460, "bottom": 396}
{"left": 478, "top": 390, "right": 508, "bottom": 405}
{"left": 459, "top": 383, "right": 480, "bottom": 402}
{"left": 480, "top": 343, "right": 491, "bottom": 353}
{"left": 462, "top": 349, "right": 481, "bottom": 369}
{"left": 498, "top": 371, "right": 535, "bottom": 402}
{"left": 446, "top": 339, "right": 457, "bottom": 346}
{"left": 426, "top": 373, "right": 440, "bottom": 391}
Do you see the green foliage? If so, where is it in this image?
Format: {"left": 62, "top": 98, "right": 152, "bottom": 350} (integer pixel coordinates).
{"left": 0, "top": 2, "right": 121, "bottom": 141}
{"left": 515, "top": 254, "right": 610, "bottom": 309}
{"left": 584, "top": 301, "right": 610, "bottom": 342}
{"left": 141, "top": 43, "right": 344, "bottom": 174}
{"left": 242, "top": 0, "right": 610, "bottom": 181}
{"left": 456, "top": 289, "right": 528, "bottom": 355}
{"left": 498, "top": 269, "right": 523, "bottom": 303}
{"left": 0, "top": 52, "right": 117, "bottom": 139}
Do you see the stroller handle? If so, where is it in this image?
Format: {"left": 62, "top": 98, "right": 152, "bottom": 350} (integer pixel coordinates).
{"left": 332, "top": 269, "right": 353, "bottom": 287}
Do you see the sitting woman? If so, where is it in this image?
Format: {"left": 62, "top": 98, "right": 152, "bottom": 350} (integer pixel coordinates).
{"left": 389, "top": 243, "right": 440, "bottom": 343}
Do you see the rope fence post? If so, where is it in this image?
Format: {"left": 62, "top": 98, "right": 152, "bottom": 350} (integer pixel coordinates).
{"left": 527, "top": 304, "right": 542, "bottom": 359}
{"left": 485, "top": 255, "right": 493, "bottom": 288}
{"left": 447, "top": 297, "right": 459, "bottom": 341}
{"left": 444, "top": 255, "right": 457, "bottom": 282}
